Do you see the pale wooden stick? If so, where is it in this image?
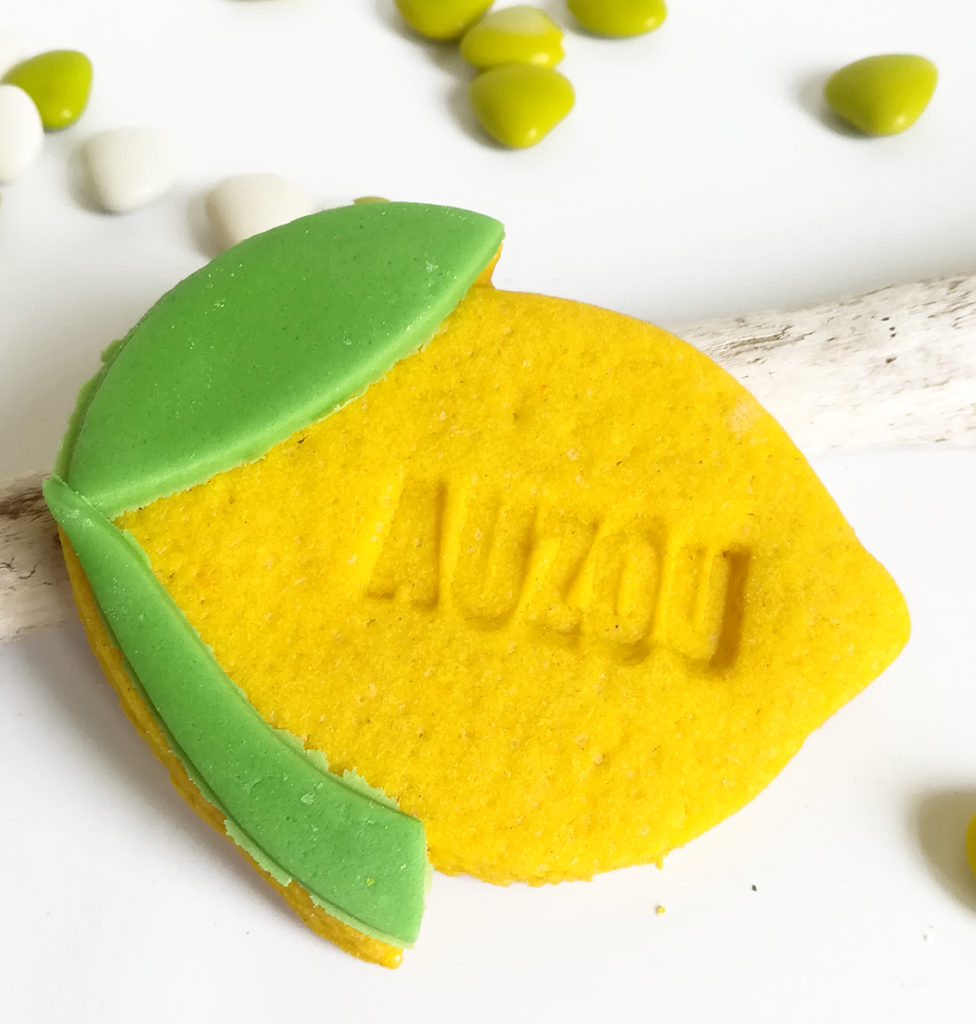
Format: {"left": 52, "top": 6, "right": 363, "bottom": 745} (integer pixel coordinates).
{"left": 675, "top": 273, "right": 976, "bottom": 449}
{"left": 0, "top": 473, "right": 73, "bottom": 645}
{"left": 3, "top": 272, "right": 975, "bottom": 645}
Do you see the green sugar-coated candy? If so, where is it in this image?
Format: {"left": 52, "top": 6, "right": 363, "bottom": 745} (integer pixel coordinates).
{"left": 824, "top": 54, "right": 937, "bottom": 136}
{"left": 395, "top": 0, "right": 494, "bottom": 41}
{"left": 567, "top": 0, "right": 667, "bottom": 38}
{"left": 2, "top": 49, "right": 92, "bottom": 130}
{"left": 470, "top": 65, "right": 574, "bottom": 149}
{"left": 461, "top": 6, "right": 564, "bottom": 69}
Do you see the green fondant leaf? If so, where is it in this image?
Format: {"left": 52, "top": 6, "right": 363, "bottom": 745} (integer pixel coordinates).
{"left": 65, "top": 203, "right": 504, "bottom": 518}
{"left": 44, "top": 476, "right": 428, "bottom": 945}
{"left": 52, "top": 337, "right": 125, "bottom": 479}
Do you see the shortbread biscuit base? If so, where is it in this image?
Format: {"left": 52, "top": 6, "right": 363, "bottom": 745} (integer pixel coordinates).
{"left": 118, "top": 286, "right": 910, "bottom": 885}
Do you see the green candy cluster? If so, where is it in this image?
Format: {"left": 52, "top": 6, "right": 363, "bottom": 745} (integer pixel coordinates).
{"left": 396, "top": 1, "right": 575, "bottom": 149}
{"left": 394, "top": 1, "right": 678, "bottom": 149}
{"left": 460, "top": 5, "right": 572, "bottom": 147}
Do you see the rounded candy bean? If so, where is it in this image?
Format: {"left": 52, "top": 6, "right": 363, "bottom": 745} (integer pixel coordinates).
{"left": 204, "top": 173, "right": 314, "bottom": 252}
{"left": 567, "top": 0, "right": 667, "bottom": 38}
{"left": 470, "top": 65, "right": 574, "bottom": 149}
{"left": 3, "top": 49, "right": 93, "bottom": 131}
{"left": 395, "top": 0, "right": 494, "bottom": 41}
{"left": 81, "top": 127, "right": 181, "bottom": 213}
{"left": 0, "top": 84, "right": 44, "bottom": 183}
{"left": 461, "top": 6, "right": 564, "bottom": 69}
{"left": 824, "top": 55, "right": 937, "bottom": 136}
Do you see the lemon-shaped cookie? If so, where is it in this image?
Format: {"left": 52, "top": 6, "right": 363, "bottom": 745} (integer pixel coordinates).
{"left": 46, "top": 202, "right": 909, "bottom": 967}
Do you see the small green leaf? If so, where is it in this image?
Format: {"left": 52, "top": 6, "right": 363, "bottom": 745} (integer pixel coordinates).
{"left": 64, "top": 203, "right": 503, "bottom": 518}
{"left": 45, "top": 476, "right": 428, "bottom": 946}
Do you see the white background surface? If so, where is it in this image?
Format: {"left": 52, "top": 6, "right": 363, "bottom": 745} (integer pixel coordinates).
{"left": 1, "top": 1, "right": 974, "bottom": 1020}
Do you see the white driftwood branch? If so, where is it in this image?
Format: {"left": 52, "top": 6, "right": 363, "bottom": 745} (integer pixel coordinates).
{"left": 2, "top": 272, "right": 975, "bottom": 645}
{"left": 676, "top": 273, "right": 976, "bottom": 450}
{"left": 0, "top": 473, "right": 73, "bottom": 646}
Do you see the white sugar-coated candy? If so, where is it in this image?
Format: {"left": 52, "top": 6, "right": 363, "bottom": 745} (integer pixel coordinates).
{"left": 0, "top": 30, "right": 21, "bottom": 77}
{"left": 204, "top": 173, "right": 314, "bottom": 252}
{"left": 81, "top": 127, "right": 181, "bottom": 213}
{"left": 0, "top": 84, "right": 43, "bottom": 183}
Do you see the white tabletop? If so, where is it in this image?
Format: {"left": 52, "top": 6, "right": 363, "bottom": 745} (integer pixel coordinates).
{"left": 1, "top": 2, "right": 974, "bottom": 1020}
